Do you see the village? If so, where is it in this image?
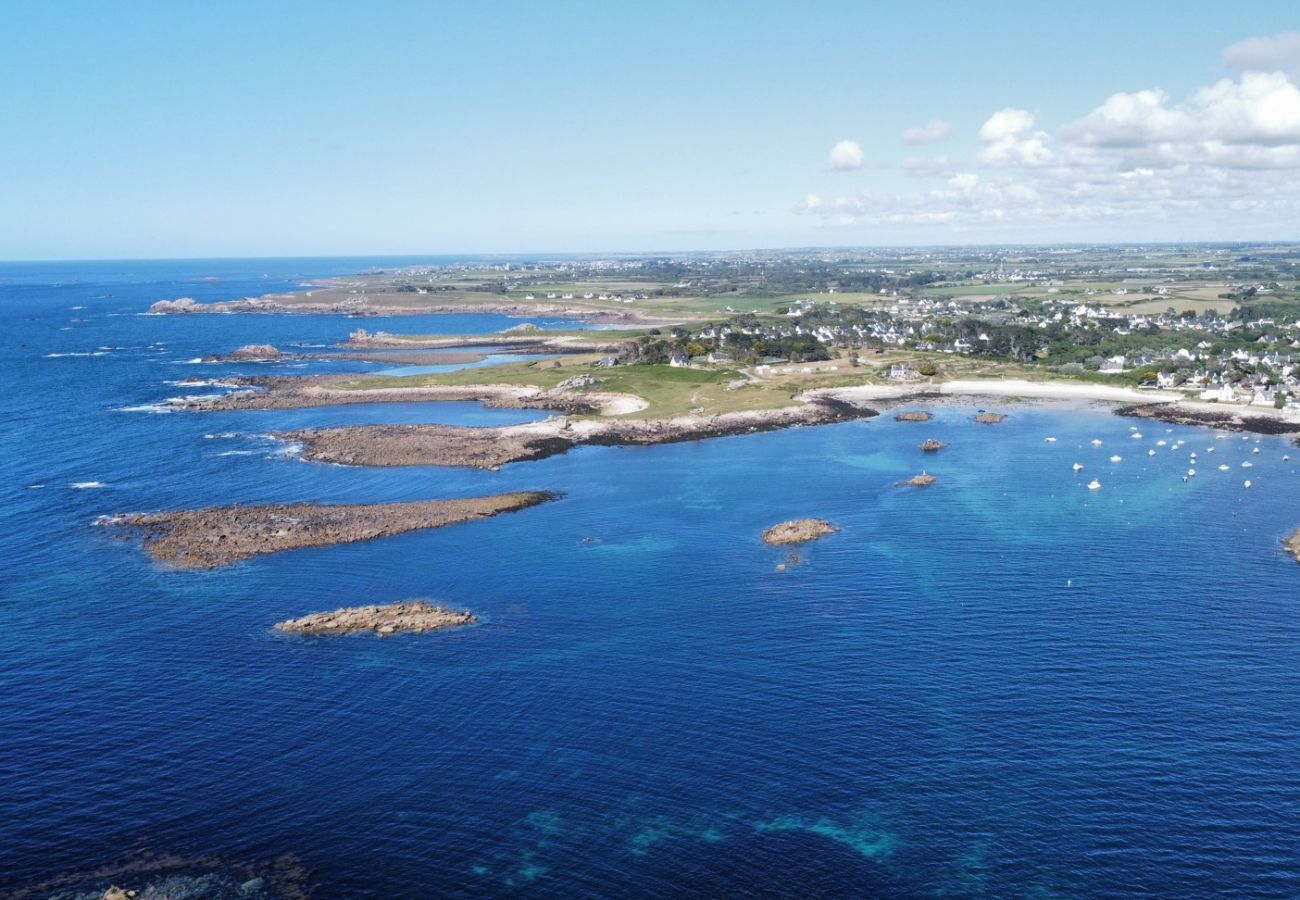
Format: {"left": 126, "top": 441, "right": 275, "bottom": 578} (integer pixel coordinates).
{"left": 618, "top": 290, "right": 1300, "bottom": 410}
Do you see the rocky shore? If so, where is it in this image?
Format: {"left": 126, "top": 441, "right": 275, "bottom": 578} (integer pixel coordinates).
{"left": 147, "top": 294, "right": 661, "bottom": 324}
{"left": 1285, "top": 529, "right": 1300, "bottom": 563}
{"left": 281, "top": 397, "right": 878, "bottom": 469}
{"left": 1116, "top": 402, "right": 1300, "bottom": 435}
{"left": 275, "top": 601, "right": 475, "bottom": 636}
{"left": 166, "top": 375, "right": 607, "bottom": 414}
{"left": 200, "top": 344, "right": 485, "bottom": 366}
{"left": 102, "top": 492, "right": 556, "bottom": 569}
{"left": 761, "top": 519, "right": 838, "bottom": 545}
{"left": 344, "top": 328, "right": 628, "bottom": 354}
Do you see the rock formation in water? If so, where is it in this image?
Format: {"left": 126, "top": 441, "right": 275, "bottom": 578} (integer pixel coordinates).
{"left": 102, "top": 493, "right": 557, "bottom": 569}
{"left": 896, "top": 473, "right": 937, "bottom": 487}
{"left": 761, "top": 519, "right": 838, "bottom": 545}
{"left": 275, "top": 601, "right": 476, "bottom": 636}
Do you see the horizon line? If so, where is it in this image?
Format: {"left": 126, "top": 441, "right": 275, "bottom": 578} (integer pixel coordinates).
{"left": 4, "top": 239, "right": 1300, "bottom": 265}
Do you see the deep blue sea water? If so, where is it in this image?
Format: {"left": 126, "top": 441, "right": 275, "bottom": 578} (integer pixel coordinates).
{"left": 5, "top": 259, "right": 1300, "bottom": 898}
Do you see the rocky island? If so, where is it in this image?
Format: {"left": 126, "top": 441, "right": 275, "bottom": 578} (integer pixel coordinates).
{"left": 920, "top": 438, "right": 946, "bottom": 451}
{"left": 761, "top": 519, "right": 838, "bottom": 546}
{"left": 897, "top": 473, "right": 938, "bottom": 487}
{"left": 1286, "top": 529, "right": 1300, "bottom": 563}
{"left": 894, "top": 410, "right": 932, "bottom": 422}
{"left": 102, "top": 492, "right": 556, "bottom": 569}
{"left": 974, "top": 412, "right": 1007, "bottom": 424}
{"left": 275, "top": 601, "right": 476, "bottom": 636}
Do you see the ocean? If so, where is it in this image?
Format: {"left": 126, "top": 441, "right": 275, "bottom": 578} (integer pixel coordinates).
{"left": 4, "top": 259, "right": 1300, "bottom": 898}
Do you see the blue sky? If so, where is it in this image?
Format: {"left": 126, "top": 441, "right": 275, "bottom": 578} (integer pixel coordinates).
{"left": 3, "top": 0, "right": 1300, "bottom": 258}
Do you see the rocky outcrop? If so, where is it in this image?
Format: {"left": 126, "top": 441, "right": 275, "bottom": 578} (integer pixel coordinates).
{"left": 203, "top": 344, "right": 285, "bottom": 362}
{"left": 761, "top": 519, "right": 838, "bottom": 546}
{"left": 896, "top": 473, "right": 937, "bottom": 487}
{"left": 974, "top": 412, "right": 1006, "bottom": 424}
{"left": 920, "top": 438, "right": 946, "bottom": 451}
{"left": 1285, "top": 529, "right": 1300, "bottom": 563}
{"left": 281, "top": 399, "right": 879, "bottom": 469}
{"left": 166, "top": 376, "right": 604, "bottom": 414}
{"left": 147, "top": 297, "right": 201, "bottom": 314}
{"left": 894, "top": 410, "right": 932, "bottom": 422}
{"left": 101, "top": 492, "right": 557, "bottom": 569}
{"left": 275, "top": 601, "right": 475, "bottom": 636}
{"left": 278, "top": 424, "right": 574, "bottom": 469}
{"left": 1116, "top": 402, "right": 1300, "bottom": 435}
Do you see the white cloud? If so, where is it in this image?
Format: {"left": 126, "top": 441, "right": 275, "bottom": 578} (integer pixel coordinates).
{"left": 797, "top": 42, "right": 1300, "bottom": 238}
{"left": 1224, "top": 32, "right": 1300, "bottom": 76}
{"left": 1059, "top": 89, "right": 1194, "bottom": 146}
{"left": 901, "top": 119, "right": 953, "bottom": 144}
{"left": 827, "top": 139, "right": 864, "bottom": 171}
{"left": 1194, "top": 71, "right": 1300, "bottom": 145}
{"left": 978, "top": 108, "right": 1053, "bottom": 166}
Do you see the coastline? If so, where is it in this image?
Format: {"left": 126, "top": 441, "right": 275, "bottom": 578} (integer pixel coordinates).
{"left": 280, "top": 397, "right": 877, "bottom": 469}
{"left": 148, "top": 287, "right": 682, "bottom": 325}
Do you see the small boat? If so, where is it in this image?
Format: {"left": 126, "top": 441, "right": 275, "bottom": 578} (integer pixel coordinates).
{"left": 1188, "top": 468, "right": 1196, "bottom": 477}
{"left": 1242, "top": 461, "right": 1253, "bottom": 468}
{"left": 1207, "top": 447, "right": 1215, "bottom": 453}
{"left": 1045, "top": 437, "right": 1057, "bottom": 443}
{"left": 1072, "top": 462, "right": 1084, "bottom": 472}
{"left": 1284, "top": 455, "right": 1291, "bottom": 462}
{"left": 1088, "top": 479, "right": 1101, "bottom": 490}
{"left": 1157, "top": 440, "right": 1167, "bottom": 446}
{"left": 1253, "top": 447, "right": 1260, "bottom": 454}
{"left": 1244, "top": 480, "right": 1252, "bottom": 488}
{"left": 1148, "top": 449, "right": 1156, "bottom": 456}
{"left": 1091, "top": 439, "right": 1103, "bottom": 446}
{"left": 1132, "top": 432, "right": 1142, "bottom": 439}
{"left": 1110, "top": 455, "right": 1122, "bottom": 462}
{"left": 1219, "top": 464, "right": 1230, "bottom": 471}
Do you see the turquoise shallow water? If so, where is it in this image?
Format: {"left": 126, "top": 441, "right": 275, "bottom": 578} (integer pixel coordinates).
{"left": 4, "top": 260, "right": 1300, "bottom": 898}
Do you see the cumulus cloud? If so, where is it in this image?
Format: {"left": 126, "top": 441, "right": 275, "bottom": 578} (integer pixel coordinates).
{"left": 1224, "top": 32, "right": 1300, "bottom": 76}
{"left": 797, "top": 42, "right": 1300, "bottom": 237}
{"left": 1059, "top": 89, "right": 1194, "bottom": 146}
{"left": 978, "top": 108, "right": 1053, "bottom": 166}
{"left": 901, "top": 119, "right": 953, "bottom": 144}
{"left": 1195, "top": 71, "right": 1300, "bottom": 145}
{"left": 827, "top": 139, "right": 864, "bottom": 171}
